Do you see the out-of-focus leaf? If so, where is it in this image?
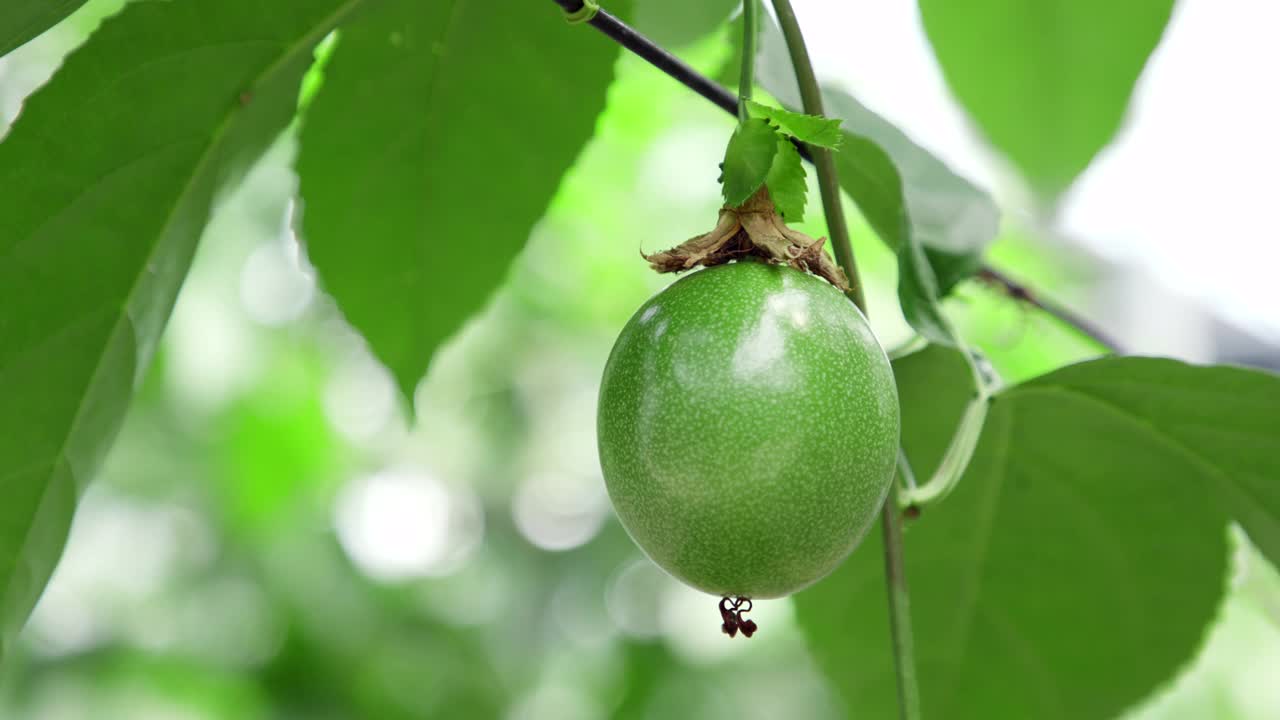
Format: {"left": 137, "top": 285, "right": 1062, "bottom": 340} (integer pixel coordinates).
{"left": 824, "top": 89, "right": 998, "bottom": 294}
{"left": 0, "top": 0, "right": 86, "bottom": 57}
{"left": 919, "top": 0, "right": 1176, "bottom": 196}
{"left": 220, "top": 353, "right": 342, "bottom": 535}
{"left": 297, "top": 0, "right": 631, "bottom": 404}
{"left": 745, "top": 99, "right": 842, "bottom": 149}
{"left": 756, "top": 15, "right": 998, "bottom": 296}
{"left": 0, "top": 0, "right": 359, "bottom": 662}
{"left": 896, "top": 228, "right": 953, "bottom": 346}
{"left": 764, "top": 136, "right": 806, "bottom": 220}
{"left": 714, "top": 10, "right": 760, "bottom": 88}
{"left": 634, "top": 0, "right": 738, "bottom": 49}
{"left": 796, "top": 355, "right": 1280, "bottom": 718}
{"left": 892, "top": 345, "right": 974, "bottom": 480}
{"left": 814, "top": 123, "right": 960, "bottom": 347}
{"left": 720, "top": 117, "right": 778, "bottom": 205}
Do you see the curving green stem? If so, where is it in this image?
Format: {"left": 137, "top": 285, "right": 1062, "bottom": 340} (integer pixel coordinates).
{"left": 901, "top": 392, "right": 990, "bottom": 508}
{"left": 767, "top": 1, "right": 920, "bottom": 718}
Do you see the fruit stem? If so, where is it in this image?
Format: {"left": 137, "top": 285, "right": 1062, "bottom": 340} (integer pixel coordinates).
{"left": 767, "top": 1, "right": 920, "bottom": 717}
{"left": 738, "top": 0, "right": 757, "bottom": 124}
{"left": 767, "top": 0, "right": 865, "bottom": 311}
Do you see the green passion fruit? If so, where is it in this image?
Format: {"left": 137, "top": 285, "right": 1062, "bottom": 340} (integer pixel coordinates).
{"left": 598, "top": 261, "right": 900, "bottom": 603}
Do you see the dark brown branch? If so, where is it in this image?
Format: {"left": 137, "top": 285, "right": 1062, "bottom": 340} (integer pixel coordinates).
{"left": 551, "top": 0, "right": 738, "bottom": 115}
{"left": 975, "top": 267, "right": 1120, "bottom": 353}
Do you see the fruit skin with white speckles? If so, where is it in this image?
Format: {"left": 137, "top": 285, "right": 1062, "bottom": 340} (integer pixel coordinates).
{"left": 598, "top": 262, "right": 900, "bottom": 599}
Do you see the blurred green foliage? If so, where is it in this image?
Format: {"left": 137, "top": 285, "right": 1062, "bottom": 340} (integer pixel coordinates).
{"left": 919, "top": 0, "right": 1177, "bottom": 197}
{"left": 1, "top": 2, "right": 1278, "bottom": 719}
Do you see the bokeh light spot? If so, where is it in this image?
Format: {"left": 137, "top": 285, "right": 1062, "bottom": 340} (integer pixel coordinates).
{"left": 512, "top": 472, "right": 608, "bottom": 552}
{"left": 239, "top": 232, "right": 315, "bottom": 327}
{"left": 334, "top": 469, "right": 482, "bottom": 582}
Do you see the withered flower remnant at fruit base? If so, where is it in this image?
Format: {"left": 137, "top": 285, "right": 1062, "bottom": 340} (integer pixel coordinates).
{"left": 644, "top": 188, "right": 850, "bottom": 292}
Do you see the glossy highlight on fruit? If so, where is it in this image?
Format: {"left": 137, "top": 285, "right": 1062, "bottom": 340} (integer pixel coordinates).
{"left": 598, "top": 262, "right": 900, "bottom": 599}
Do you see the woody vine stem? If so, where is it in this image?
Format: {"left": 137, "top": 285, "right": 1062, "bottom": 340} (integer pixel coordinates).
{"left": 764, "top": 1, "right": 920, "bottom": 718}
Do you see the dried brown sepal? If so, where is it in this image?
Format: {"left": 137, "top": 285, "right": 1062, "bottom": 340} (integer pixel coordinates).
{"left": 643, "top": 188, "right": 850, "bottom": 291}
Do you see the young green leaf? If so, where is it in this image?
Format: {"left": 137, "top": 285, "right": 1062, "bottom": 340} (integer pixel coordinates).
{"left": 763, "top": 137, "right": 807, "bottom": 220}
{"left": 920, "top": 0, "right": 1176, "bottom": 197}
{"left": 0, "top": 0, "right": 86, "bottom": 57}
{"left": 798, "top": 353, "right": 1280, "bottom": 719}
{"left": 745, "top": 99, "right": 842, "bottom": 149}
{"left": 297, "top": 0, "right": 631, "bottom": 405}
{"left": 0, "top": 0, "right": 360, "bottom": 664}
{"left": 720, "top": 117, "right": 780, "bottom": 205}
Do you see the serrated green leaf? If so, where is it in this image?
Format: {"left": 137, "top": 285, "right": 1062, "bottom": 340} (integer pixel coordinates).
{"left": 634, "top": 0, "right": 739, "bottom": 49}
{"left": 0, "top": 0, "right": 86, "bottom": 57}
{"left": 720, "top": 117, "right": 779, "bottom": 206}
{"left": 763, "top": 137, "right": 806, "bottom": 220}
{"left": 745, "top": 99, "right": 842, "bottom": 149}
{"left": 297, "top": 0, "right": 630, "bottom": 404}
{"left": 0, "top": 0, "right": 359, "bottom": 663}
{"left": 919, "top": 0, "right": 1175, "bottom": 197}
{"left": 796, "top": 354, "right": 1280, "bottom": 719}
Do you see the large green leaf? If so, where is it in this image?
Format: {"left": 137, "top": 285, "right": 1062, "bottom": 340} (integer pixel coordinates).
{"left": 0, "top": 0, "right": 360, "bottom": 662}
{"left": 297, "top": 0, "right": 630, "bottom": 403}
{"left": 892, "top": 345, "right": 975, "bottom": 480}
{"left": 796, "top": 353, "right": 1280, "bottom": 718}
{"left": 919, "top": 0, "right": 1176, "bottom": 196}
{"left": 1028, "top": 358, "right": 1280, "bottom": 570}
{"left": 0, "top": 0, "right": 86, "bottom": 57}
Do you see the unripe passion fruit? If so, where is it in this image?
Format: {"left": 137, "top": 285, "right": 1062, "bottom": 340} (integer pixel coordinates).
{"left": 598, "top": 262, "right": 900, "bottom": 600}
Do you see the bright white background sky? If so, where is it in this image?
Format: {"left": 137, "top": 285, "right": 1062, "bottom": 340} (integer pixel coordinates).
{"left": 796, "top": 0, "right": 1280, "bottom": 345}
